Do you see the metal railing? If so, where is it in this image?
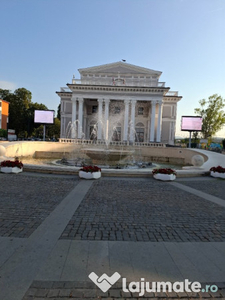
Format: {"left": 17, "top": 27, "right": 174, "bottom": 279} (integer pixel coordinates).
{"left": 59, "top": 138, "right": 165, "bottom": 147}
{"left": 71, "top": 78, "right": 165, "bottom": 88}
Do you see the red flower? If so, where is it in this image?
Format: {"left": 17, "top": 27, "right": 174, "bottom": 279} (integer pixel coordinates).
{"left": 1, "top": 159, "right": 23, "bottom": 169}
{"left": 79, "top": 165, "right": 101, "bottom": 173}
{"left": 152, "top": 168, "right": 176, "bottom": 175}
{"left": 210, "top": 166, "right": 225, "bottom": 173}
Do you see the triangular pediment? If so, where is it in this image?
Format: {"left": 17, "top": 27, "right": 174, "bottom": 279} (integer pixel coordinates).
{"left": 78, "top": 62, "right": 162, "bottom": 77}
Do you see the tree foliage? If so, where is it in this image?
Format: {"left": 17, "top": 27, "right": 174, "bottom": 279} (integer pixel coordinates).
{"left": 194, "top": 94, "right": 225, "bottom": 138}
{"left": 57, "top": 103, "right": 61, "bottom": 120}
{"left": 0, "top": 129, "right": 7, "bottom": 138}
{"left": 48, "top": 118, "right": 61, "bottom": 139}
{"left": 0, "top": 88, "right": 60, "bottom": 138}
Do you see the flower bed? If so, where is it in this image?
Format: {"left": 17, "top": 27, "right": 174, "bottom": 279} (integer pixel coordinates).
{"left": 79, "top": 165, "right": 101, "bottom": 179}
{"left": 152, "top": 168, "right": 176, "bottom": 181}
{"left": 210, "top": 166, "right": 225, "bottom": 179}
{"left": 1, "top": 159, "right": 23, "bottom": 174}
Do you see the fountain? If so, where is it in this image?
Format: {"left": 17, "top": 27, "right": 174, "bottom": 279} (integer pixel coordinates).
{"left": 82, "top": 148, "right": 134, "bottom": 164}
{"left": 0, "top": 111, "right": 200, "bottom": 175}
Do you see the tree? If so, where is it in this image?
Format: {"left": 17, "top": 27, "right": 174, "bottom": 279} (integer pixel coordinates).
{"left": 0, "top": 129, "right": 7, "bottom": 138}
{"left": 28, "top": 102, "right": 48, "bottom": 135}
{"left": 194, "top": 94, "right": 225, "bottom": 138}
{"left": 57, "top": 103, "right": 61, "bottom": 120}
{"left": 47, "top": 118, "right": 60, "bottom": 139}
{"left": 0, "top": 88, "right": 32, "bottom": 134}
{"left": 0, "top": 88, "right": 48, "bottom": 136}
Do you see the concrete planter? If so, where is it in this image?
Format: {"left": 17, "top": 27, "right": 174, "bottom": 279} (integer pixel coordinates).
{"left": 153, "top": 173, "right": 176, "bottom": 181}
{"left": 210, "top": 171, "right": 225, "bottom": 179}
{"left": 1, "top": 167, "right": 23, "bottom": 174}
{"left": 79, "top": 170, "right": 101, "bottom": 179}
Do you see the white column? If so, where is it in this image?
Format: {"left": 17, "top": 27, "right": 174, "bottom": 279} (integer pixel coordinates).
{"left": 104, "top": 98, "right": 110, "bottom": 141}
{"left": 61, "top": 116, "right": 65, "bottom": 138}
{"left": 156, "top": 101, "right": 163, "bottom": 142}
{"left": 150, "top": 101, "right": 156, "bottom": 142}
{"left": 130, "top": 100, "right": 136, "bottom": 143}
{"left": 78, "top": 98, "right": 83, "bottom": 139}
{"left": 123, "top": 99, "right": 130, "bottom": 142}
{"left": 97, "top": 98, "right": 103, "bottom": 140}
{"left": 71, "top": 96, "right": 77, "bottom": 138}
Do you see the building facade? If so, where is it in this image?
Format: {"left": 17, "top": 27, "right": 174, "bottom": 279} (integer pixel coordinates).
{"left": 57, "top": 62, "right": 182, "bottom": 144}
{"left": 0, "top": 99, "right": 9, "bottom": 130}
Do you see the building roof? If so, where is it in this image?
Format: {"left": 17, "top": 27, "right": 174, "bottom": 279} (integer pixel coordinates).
{"left": 78, "top": 61, "right": 162, "bottom": 78}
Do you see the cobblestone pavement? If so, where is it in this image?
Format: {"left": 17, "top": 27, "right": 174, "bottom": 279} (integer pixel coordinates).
{"left": 177, "top": 179, "right": 225, "bottom": 201}
{"left": 60, "top": 179, "right": 225, "bottom": 242}
{"left": 0, "top": 174, "right": 78, "bottom": 238}
{"left": 22, "top": 280, "right": 225, "bottom": 299}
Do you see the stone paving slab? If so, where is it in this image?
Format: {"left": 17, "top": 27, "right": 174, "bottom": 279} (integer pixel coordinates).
{"left": 60, "top": 179, "right": 225, "bottom": 242}
{"left": 0, "top": 174, "right": 78, "bottom": 237}
{"left": 0, "top": 180, "right": 93, "bottom": 300}
{"left": 1, "top": 174, "right": 225, "bottom": 300}
{"left": 35, "top": 240, "right": 225, "bottom": 283}
{"left": 176, "top": 179, "right": 225, "bottom": 201}
{"left": 22, "top": 280, "right": 225, "bottom": 299}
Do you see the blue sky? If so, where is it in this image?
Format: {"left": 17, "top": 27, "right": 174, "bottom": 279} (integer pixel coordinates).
{"left": 1, "top": 0, "right": 225, "bottom": 137}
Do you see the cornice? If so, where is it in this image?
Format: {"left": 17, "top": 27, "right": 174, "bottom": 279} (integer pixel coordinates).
{"left": 56, "top": 91, "right": 72, "bottom": 97}
{"left": 163, "top": 96, "right": 182, "bottom": 103}
{"left": 67, "top": 84, "right": 169, "bottom": 94}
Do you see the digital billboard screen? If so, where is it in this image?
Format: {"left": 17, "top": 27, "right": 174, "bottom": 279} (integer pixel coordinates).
{"left": 34, "top": 110, "right": 54, "bottom": 124}
{"left": 181, "top": 116, "right": 202, "bottom": 131}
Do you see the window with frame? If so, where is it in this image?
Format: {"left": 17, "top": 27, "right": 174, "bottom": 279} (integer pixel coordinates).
{"left": 135, "top": 128, "right": 144, "bottom": 142}
{"left": 92, "top": 106, "right": 98, "bottom": 113}
{"left": 138, "top": 107, "right": 144, "bottom": 115}
{"left": 114, "top": 107, "right": 120, "bottom": 114}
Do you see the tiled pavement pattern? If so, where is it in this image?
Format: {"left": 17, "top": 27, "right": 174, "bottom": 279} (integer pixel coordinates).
{"left": 0, "top": 174, "right": 78, "bottom": 238}
{"left": 22, "top": 280, "right": 225, "bottom": 299}
{"left": 177, "top": 179, "right": 225, "bottom": 201}
{"left": 60, "top": 179, "right": 225, "bottom": 242}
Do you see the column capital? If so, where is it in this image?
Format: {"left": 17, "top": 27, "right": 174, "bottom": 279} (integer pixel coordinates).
{"left": 104, "top": 98, "right": 110, "bottom": 104}
{"left": 71, "top": 94, "right": 77, "bottom": 101}
{"left": 156, "top": 100, "right": 163, "bottom": 105}
{"left": 124, "top": 99, "right": 130, "bottom": 105}
{"left": 131, "top": 100, "right": 137, "bottom": 105}
{"left": 97, "top": 98, "right": 104, "bottom": 103}
{"left": 151, "top": 100, "right": 156, "bottom": 106}
{"left": 78, "top": 98, "right": 83, "bottom": 103}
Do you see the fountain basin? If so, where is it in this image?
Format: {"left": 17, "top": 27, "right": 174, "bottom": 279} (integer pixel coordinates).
{"left": 81, "top": 148, "right": 134, "bottom": 162}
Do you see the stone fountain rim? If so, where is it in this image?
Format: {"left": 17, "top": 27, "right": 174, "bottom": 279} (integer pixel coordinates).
{"left": 19, "top": 160, "right": 208, "bottom": 178}
{"left": 81, "top": 148, "right": 135, "bottom": 153}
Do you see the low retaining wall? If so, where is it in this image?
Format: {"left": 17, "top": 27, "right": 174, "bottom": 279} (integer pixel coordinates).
{"left": 3, "top": 141, "right": 208, "bottom": 166}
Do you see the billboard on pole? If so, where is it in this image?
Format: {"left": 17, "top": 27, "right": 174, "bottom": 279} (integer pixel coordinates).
{"left": 34, "top": 110, "right": 54, "bottom": 124}
{"left": 181, "top": 116, "right": 202, "bottom": 131}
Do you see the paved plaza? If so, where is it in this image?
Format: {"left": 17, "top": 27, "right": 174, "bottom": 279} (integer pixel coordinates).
{"left": 61, "top": 179, "right": 225, "bottom": 242}
{"left": 0, "top": 172, "right": 225, "bottom": 300}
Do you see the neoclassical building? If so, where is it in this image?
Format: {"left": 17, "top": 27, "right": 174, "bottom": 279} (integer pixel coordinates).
{"left": 57, "top": 62, "right": 182, "bottom": 144}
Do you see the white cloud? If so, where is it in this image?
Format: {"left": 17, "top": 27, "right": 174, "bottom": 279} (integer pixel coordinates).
{"left": 0, "top": 81, "right": 17, "bottom": 91}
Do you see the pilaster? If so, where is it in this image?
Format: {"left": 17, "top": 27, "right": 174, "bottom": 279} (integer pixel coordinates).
{"left": 78, "top": 98, "right": 83, "bottom": 139}
{"left": 150, "top": 101, "right": 156, "bottom": 142}
{"left": 123, "top": 99, "right": 130, "bottom": 142}
{"left": 156, "top": 100, "right": 163, "bottom": 142}
{"left": 130, "top": 100, "right": 137, "bottom": 143}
